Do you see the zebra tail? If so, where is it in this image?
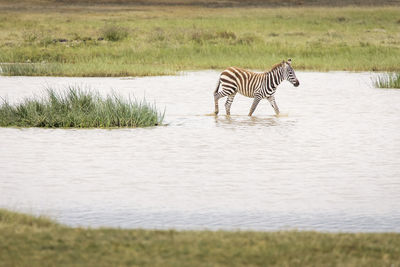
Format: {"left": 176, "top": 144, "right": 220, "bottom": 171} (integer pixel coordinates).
{"left": 214, "top": 79, "right": 221, "bottom": 95}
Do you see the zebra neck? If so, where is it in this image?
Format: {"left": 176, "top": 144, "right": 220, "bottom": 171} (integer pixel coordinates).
{"left": 265, "top": 68, "right": 283, "bottom": 89}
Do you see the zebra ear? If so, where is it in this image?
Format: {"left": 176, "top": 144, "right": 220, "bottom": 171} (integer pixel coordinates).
{"left": 287, "top": 58, "right": 292, "bottom": 65}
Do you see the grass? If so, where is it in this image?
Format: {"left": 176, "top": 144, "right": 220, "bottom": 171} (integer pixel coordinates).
{"left": 0, "top": 63, "right": 62, "bottom": 76}
{"left": 0, "top": 1, "right": 399, "bottom": 76}
{"left": 0, "top": 88, "right": 164, "bottom": 128}
{"left": 374, "top": 73, "right": 400, "bottom": 88}
{"left": 1, "top": 209, "right": 400, "bottom": 266}
{"left": 102, "top": 25, "right": 129, "bottom": 42}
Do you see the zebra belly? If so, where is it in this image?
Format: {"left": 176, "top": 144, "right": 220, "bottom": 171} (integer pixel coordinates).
{"left": 220, "top": 81, "right": 254, "bottom": 98}
{"left": 237, "top": 89, "right": 254, "bottom": 98}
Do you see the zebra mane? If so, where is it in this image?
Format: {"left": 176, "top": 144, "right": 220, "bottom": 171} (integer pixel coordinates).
{"left": 268, "top": 62, "right": 285, "bottom": 72}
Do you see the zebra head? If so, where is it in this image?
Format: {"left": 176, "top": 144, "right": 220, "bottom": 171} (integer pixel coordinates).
{"left": 283, "top": 59, "right": 300, "bottom": 87}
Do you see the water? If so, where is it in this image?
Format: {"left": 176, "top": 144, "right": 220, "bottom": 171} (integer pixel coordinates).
{"left": 1, "top": 71, "right": 399, "bottom": 232}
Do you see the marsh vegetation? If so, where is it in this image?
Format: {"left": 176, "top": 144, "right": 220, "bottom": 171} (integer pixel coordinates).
{"left": 0, "top": 88, "right": 163, "bottom": 128}
{"left": 374, "top": 73, "right": 400, "bottom": 89}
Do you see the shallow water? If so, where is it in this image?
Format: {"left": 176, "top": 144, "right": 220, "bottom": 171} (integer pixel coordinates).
{"left": 1, "top": 71, "right": 400, "bottom": 232}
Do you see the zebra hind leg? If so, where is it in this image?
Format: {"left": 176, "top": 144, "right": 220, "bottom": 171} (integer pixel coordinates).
{"left": 214, "top": 93, "right": 221, "bottom": 115}
{"left": 214, "top": 90, "right": 230, "bottom": 115}
{"left": 225, "top": 93, "right": 236, "bottom": 116}
{"left": 214, "top": 79, "right": 222, "bottom": 115}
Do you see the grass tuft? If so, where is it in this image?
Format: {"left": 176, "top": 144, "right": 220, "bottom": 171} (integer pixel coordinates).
{"left": 373, "top": 73, "right": 400, "bottom": 88}
{"left": 101, "top": 25, "right": 129, "bottom": 42}
{"left": 0, "top": 87, "right": 164, "bottom": 128}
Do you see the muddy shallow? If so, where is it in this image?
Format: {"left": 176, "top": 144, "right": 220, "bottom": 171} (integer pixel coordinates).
{"left": 0, "top": 71, "right": 399, "bottom": 232}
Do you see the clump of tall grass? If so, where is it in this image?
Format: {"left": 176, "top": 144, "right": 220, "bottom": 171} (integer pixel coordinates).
{"left": 101, "top": 25, "right": 129, "bottom": 41}
{"left": 0, "top": 88, "right": 164, "bottom": 128}
{"left": 188, "top": 29, "right": 258, "bottom": 45}
{"left": 373, "top": 73, "right": 400, "bottom": 88}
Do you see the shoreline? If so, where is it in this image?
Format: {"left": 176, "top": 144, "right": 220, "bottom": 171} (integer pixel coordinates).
{"left": 1, "top": 209, "right": 400, "bottom": 266}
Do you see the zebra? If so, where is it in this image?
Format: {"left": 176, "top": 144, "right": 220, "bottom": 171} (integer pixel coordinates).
{"left": 213, "top": 59, "right": 300, "bottom": 116}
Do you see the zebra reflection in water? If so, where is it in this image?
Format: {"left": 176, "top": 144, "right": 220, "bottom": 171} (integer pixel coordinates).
{"left": 214, "top": 59, "right": 300, "bottom": 116}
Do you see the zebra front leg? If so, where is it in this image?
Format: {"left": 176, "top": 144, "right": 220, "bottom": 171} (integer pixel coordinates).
{"left": 267, "top": 95, "right": 280, "bottom": 115}
{"left": 225, "top": 93, "right": 236, "bottom": 115}
{"left": 248, "top": 95, "right": 262, "bottom": 116}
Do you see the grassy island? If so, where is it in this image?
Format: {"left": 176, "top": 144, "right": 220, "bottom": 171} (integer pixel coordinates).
{"left": 0, "top": 88, "right": 163, "bottom": 128}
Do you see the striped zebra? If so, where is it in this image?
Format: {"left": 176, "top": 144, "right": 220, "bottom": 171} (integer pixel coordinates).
{"left": 214, "top": 59, "right": 299, "bottom": 116}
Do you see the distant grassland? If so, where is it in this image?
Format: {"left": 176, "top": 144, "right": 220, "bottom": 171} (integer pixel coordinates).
{"left": 1, "top": 209, "right": 400, "bottom": 266}
{"left": 0, "top": 1, "right": 399, "bottom": 76}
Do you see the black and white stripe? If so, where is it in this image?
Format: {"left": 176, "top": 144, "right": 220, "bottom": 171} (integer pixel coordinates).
{"left": 214, "top": 58, "right": 299, "bottom": 116}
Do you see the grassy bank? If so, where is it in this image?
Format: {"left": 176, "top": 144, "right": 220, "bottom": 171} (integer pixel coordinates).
{"left": 0, "top": 209, "right": 400, "bottom": 266}
{"left": 0, "top": 1, "right": 399, "bottom": 76}
{"left": 0, "top": 88, "right": 163, "bottom": 128}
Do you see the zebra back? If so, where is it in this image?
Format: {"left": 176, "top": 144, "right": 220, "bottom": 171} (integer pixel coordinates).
{"left": 219, "top": 63, "right": 285, "bottom": 98}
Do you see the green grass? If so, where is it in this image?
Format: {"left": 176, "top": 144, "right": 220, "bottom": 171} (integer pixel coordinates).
{"left": 1, "top": 209, "right": 400, "bottom": 266}
{"left": 0, "top": 88, "right": 164, "bottom": 128}
{"left": 0, "top": 2, "right": 399, "bottom": 76}
{"left": 102, "top": 25, "right": 129, "bottom": 42}
{"left": 0, "top": 63, "right": 62, "bottom": 76}
{"left": 374, "top": 73, "right": 400, "bottom": 88}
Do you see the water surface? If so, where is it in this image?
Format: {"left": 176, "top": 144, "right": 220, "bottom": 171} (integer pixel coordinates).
{"left": 1, "top": 71, "right": 399, "bottom": 232}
